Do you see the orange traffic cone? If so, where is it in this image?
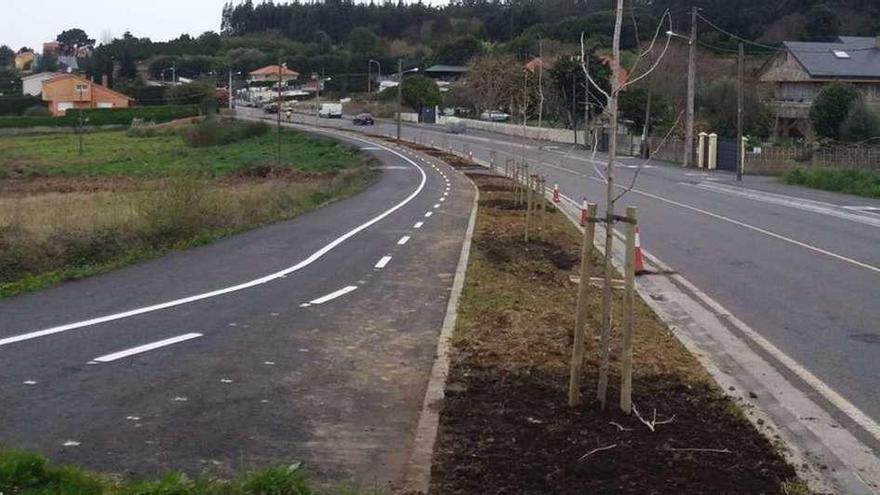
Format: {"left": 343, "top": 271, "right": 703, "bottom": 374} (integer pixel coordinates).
{"left": 634, "top": 226, "right": 646, "bottom": 275}
{"left": 580, "top": 200, "right": 589, "bottom": 226}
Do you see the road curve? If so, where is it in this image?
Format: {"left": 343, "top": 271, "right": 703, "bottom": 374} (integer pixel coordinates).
{"left": 0, "top": 128, "right": 476, "bottom": 487}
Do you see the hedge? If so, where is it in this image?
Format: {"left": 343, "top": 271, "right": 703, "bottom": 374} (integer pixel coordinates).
{"left": 0, "top": 105, "right": 201, "bottom": 128}
{"left": 0, "top": 96, "right": 44, "bottom": 116}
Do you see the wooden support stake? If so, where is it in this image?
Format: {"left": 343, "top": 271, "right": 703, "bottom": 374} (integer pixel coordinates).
{"left": 525, "top": 171, "right": 533, "bottom": 242}
{"left": 620, "top": 207, "right": 638, "bottom": 414}
{"left": 569, "top": 203, "right": 598, "bottom": 406}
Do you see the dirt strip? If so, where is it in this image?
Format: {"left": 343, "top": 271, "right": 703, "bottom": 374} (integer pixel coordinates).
{"left": 427, "top": 170, "right": 804, "bottom": 494}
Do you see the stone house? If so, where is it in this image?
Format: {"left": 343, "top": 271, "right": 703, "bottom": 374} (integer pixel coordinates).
{"left": 758, "top": 36, "right": 880, "bottom": 139}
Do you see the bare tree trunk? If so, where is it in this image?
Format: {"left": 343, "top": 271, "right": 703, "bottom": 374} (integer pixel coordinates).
{"left": 597, "top": 0, "right": 625, "bottom": 412}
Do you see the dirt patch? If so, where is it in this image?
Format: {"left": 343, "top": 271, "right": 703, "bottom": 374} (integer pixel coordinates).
{"left": 0, "top": 176, "right": 145, "bottom": 195}
{"left": 429, "top": 173, "right": 800, "bottom": 494}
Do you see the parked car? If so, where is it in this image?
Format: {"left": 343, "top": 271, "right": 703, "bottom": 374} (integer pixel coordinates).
{"left": 263, "top": 103, "right": 279, "bottom": 114}
{"left": 480, "top": 110, "right": 510, "bottom": 122}
{"left": 446, "top": 118, "right": 467, "bottom": 134}
{"left": 353, "top": 113, "right": 375, "bottom": 126}
{"left": 318, "top": 103, "right": 343, "bottom": 119}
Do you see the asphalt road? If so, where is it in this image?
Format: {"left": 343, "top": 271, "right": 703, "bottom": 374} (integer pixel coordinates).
{"left": 294, "top": 112, "right": 880, "bottom": 444}
{"left": 0, "top": 128, "right": 475, "bottom": 488}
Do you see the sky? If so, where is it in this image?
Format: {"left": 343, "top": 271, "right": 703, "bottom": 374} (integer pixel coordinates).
{"left": 1, "top": 0, "right": 223, "bottom": 50}
{"left": 2, "top": 0, "right": 448, "bottom": 51}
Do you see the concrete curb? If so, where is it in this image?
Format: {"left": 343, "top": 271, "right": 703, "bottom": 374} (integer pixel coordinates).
{"left": 398, "top": 150, "right": 480, "bottom": 493}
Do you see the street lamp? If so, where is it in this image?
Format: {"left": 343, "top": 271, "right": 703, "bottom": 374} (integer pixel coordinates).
{"left": 314, "top": 75, "right": 332, "bottom": 127}
{"left": 277, "top": 61, "right": 287, "bottom": 167}
{"left": 396, "top": 61, "right": 419, "bottom": 142}
{"left": 368, "top": 59, "right": 381, "bottom": 94}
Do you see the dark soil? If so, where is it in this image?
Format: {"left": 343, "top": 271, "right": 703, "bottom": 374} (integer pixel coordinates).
{"left": 433, "top": 367, "right": 794, "bottom": 495}
{"left": 429, "top": 173, "right": 800, "bottom": 494}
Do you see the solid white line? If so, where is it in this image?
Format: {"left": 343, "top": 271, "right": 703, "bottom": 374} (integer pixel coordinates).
{"left": 310, "top": 285, "right": 358, "bottom": 305}
{"left": 92, "top": 333, "right": 203, "bottom": 363}
{"left": 425, "top": 211, "right": 434, "bottom": 218}
{"left": 414, "top": 222, "right": 424, "bottom": 229}
{"left": 0, "top": 135, "right": 427, "bottom": 348}
{"left": 616, "top": 183, "right": 880, "bottom": 275}
{"left": 398, "top": 236, "right": 411, "bottom": 245}
{"left": 375, "top": 256, "right": 392, "bottom": 269}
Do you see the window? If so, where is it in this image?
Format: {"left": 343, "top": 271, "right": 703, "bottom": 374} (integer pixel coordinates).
{"left": 832, "top": 50, "right": 850, "bottom": 59}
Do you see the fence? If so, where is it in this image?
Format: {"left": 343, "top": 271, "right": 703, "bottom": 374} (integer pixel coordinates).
{"left": 645, "top": 137, "right": 697, "bottom": 166}
{"left": 746, "top": 144, "right": 880, "bottom": 176}
{"left": 436, "top": 115, "right": 585, "bottom": 146}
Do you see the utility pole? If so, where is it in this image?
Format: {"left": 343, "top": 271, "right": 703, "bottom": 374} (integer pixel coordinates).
{"left": 572, "top": 75, "right": 578, "bottom": 146}
{"left": 396, "top": 59, "right": 402, "bottom": 142}
{"left": 228, "top": 70, "right": 235, "bottom": 111}
{"left": 642, "top": 87, "right": 652, "bottom": 158}
{"left": 277, "top": 60, "right": 283, "bottom": 167}
{"left": 737, "top": 42, "right": 744, "bottom": 182}
{"left": 684, "top": 6, "right": 697, "bottom": 168}
{"left": 367, "top": 61, "right": 371, "bottom": 94}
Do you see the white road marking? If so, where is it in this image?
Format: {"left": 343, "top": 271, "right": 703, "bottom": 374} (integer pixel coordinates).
{"left": 173, "top": 396, "right": 187, "bottom": 402}
{"left": 375, "top": 256, "right": 392, "bottom": 269}
{"left": 414, "top": 222, "right": 424, "bottom": 229}
{"left": 220, "top": 378, "right": 233, "bottom": 384}
{"left": 91, "top": 333, "right": 203, "bottom": 363}
{"left": 0, "top": 137, "right": 428, "bottom": 348}
{"left": 440, "top": 197, "right": 446, "bottom": 202}
{"left": 264, "top": 361, "right": 275, "bottom": 365}
{"left": 425, "top": 211, "right": 433, "bottom": 218}
{"left": 63, "top": 441, "right": 80, "bottom": 447}
{"left": 361, "top": 147, "right": 382, "bottom": 150}
{"left": 126, "top": 416, "right": 140, "bottom": 421}
{"left": 434, "top": 203, "right": 441, "bottom": 208}
{"left": 309, "top": 285, "right": 358, "bottom": 305}
{"left": 398, "top": 236, "right": 411, "bottom": 245}
{"left": 23, "top": 380, "right": 37, "bottom": 385}
{"left": 618, "top": 185, "right": 880, "bottom": 274}
{"left": 691, "top": 182, "right": 880, "bottom": 229}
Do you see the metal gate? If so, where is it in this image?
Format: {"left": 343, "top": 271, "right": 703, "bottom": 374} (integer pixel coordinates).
{"left": 420, "top": 107, "right": 436, "bottom": 124}
{"left": 716, "top": 138, "right": 740, "bottom": 172}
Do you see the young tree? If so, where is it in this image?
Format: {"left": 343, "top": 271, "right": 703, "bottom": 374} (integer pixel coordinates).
{"left": 809, "top": 83, "right": 860, "bottom": 140}
{"left": 467, "top": 53, "right": 522, "bottom": 114}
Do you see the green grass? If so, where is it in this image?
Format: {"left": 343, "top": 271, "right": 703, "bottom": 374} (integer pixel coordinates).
{"left": 0, "top": 122, "right": 375, "bottom": 297}
{"left": 0, "top": 449, "right": 381, "bottom": 495}
{"left": 782, "top": 168, "right": 880, "bottom": 199}
{"left": 0, "top": 127, "right": 359, "bottom": 178}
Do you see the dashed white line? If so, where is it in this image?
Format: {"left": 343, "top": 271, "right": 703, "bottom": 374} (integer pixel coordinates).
{"left": 309, "top": 285, "right": 358, "bottom": 305}
{"left": 414, "top": 222, "right": 424, "bottom": 229}
{"left": 434, "top": 203, "right": 441, "bottom": 208}
{"left": 425, "top": 211, "right": 434, "bottom": 218}
{"left": 398, "top": 236, "right": 411, "bottom": 245}
{"left": 91, "top": 333, "right": 203, "bottom": 363}
{"left": 440, "top": 197, "right": 446, "bottom": 202}
{"left": 375, "top": 256, "right": 392, "bottom": 269}
{"left": 0, "top": 136, "right": 428, "bottom": 348}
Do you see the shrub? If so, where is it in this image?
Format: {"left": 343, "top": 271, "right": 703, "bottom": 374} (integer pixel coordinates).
{"left": 783, "top": 168, "right": 880, "bottom": 199}
{"left": 22, "top": 105, "right": 51, "bottom": 117}
{"left": 181, "top": 118, "right": 268, "bottom": 148}
{"left": 840, "top": 105, "right": 880, "bottom": 142}
{"left": 0, "top": 105, "right": 200, "bottom": 128}
{"left": 0, "top": 95, "right": 42, "bottom": 116}
{"left": 809, "top": 83, "right": 860, "bottom": 140}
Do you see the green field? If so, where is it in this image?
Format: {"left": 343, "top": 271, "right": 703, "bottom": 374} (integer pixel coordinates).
{"left": 0, "top": 121, "right": 374, "bottom": 297}
{"left": 0, "top": 126, "right": 359, "bottom": 177}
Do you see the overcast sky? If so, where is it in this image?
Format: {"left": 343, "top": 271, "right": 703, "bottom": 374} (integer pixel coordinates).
{"left": 3, "top": 0, "right": 449, "bottom": 51}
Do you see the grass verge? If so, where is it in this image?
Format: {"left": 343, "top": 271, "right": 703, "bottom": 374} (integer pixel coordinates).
{"left": 0, "top": 124, "right": 376, "bottom": 298}
{"left": 782, "top": 168, "right": 880, "bottom": 199}
{"left": 429, "top": 170, "right": 803, "bottom": 494}
{"left": 0, "top": 449, "right": 379, "bottom": 495}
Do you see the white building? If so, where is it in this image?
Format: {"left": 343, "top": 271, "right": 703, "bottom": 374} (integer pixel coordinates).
{"left": 21, "top": 72, "right": 60, "bottom": 96}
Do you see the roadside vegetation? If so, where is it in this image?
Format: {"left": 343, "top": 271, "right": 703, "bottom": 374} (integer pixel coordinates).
{"left": 0, "top": 118, "right": 374, "bottom": 297}
{"left": 427, "top": 161, "right": 803, "bottom": 493}
{"left": 783, "top": 168, "right": 880, "bottom": 199}
{"left": 0, "top": 449, "right": 376, "bottom": 495}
